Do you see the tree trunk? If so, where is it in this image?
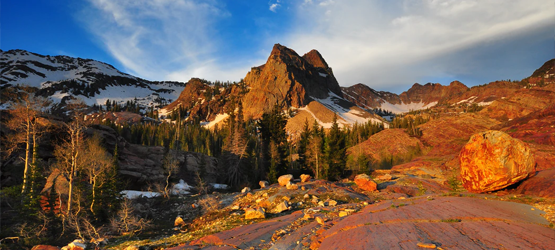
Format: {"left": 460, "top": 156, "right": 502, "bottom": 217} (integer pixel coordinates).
{"left": 22, "top": 119, "right": 31, "bottom": 194}
{"left": 90, "top": 177, "right": 96, "bottom": 214}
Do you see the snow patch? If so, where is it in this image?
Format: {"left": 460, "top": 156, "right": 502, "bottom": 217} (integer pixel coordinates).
{"left": 379, "top": 101, "right": 437, "bottom": 114}
{"left": 120, "top": 190, "right": 161, "bottom": 199}
{"left": 202, "top": 113, "right": 229, "bottom": 129}
{"left": 171, "top": 179, "right": 192, "bottom": 195}
{"left": 210, "top": 183, "right": 229, "bottom": 190}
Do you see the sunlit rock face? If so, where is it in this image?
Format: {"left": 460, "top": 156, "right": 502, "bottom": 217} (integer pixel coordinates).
{"left": 459, "top": 130, "right": 536, "bottom": 193}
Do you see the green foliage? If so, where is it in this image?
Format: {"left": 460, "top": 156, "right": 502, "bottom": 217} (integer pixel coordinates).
{"left": 391, "top": 115, "right": 429, "bottom": 137}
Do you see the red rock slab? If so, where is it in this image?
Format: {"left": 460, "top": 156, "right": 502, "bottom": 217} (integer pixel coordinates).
{"left": 516, "top": 168, "right": 555, "bottom": 198}
{"left": 271, "top": 221, "right": 320, "bottom": 250}
{"left": 31, "top": 246, "right": 61, "bottom": 250}
{"left": 190, "top": 211, "right": 303, "bottom": 249}
{"left": 316, "top": 197, "right": 554, "bottom": 249}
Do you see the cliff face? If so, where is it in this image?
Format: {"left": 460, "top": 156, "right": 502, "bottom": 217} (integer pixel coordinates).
{"left": 242, "top": 44, "right": 342, "bottom": 119}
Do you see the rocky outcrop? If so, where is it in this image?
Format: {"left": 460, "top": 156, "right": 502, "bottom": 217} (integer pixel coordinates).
{"left": 515, "top": 168, "right": 555, "bottom": 198}
{"left": 459, "top": 130, "right": 536, "bottom": 193}
{"left": 161, "top": 78, "right": 242, "bottom": 122}
{"left": 347, "top": 129, "right": 424, "bottom": 163}
{"left": 86, "top": 125, "right": 218, "bottom": 189}
{"left": 242, "top": 44, "right": 342, "bottom": 119}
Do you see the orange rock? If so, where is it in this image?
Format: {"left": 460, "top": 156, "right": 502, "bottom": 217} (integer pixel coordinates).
{"left": 459, "top": 130, "right": 535, "bottom": 193}
{"left": 31, "top": 246, "right": 61, "bottom": 250}
{"left": 354, "top": 174, "right": 377, "bottom": 192}
{"left": 300, "top": 174, "right": 312, "bottom": 182}
{"left": 278, "top": 174, "right": 293, "bottom": 186}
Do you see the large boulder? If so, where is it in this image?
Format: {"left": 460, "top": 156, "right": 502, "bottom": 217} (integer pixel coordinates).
{"left": 459, "top": 130, "right": 536, "bottom": 193}
{"left": 354, "top": 174, "right": 377, "bottom": 192}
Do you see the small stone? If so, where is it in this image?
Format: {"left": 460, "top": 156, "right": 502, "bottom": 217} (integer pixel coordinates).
{"left": 231, "top": 205, "right": 240, "bottom": 210}
{"left": 303, "top": 213, "right": 314, "bottom": 220}
{"left": 283, "top": 196, "right": 291, "bottom": 201}
{"left": 326, "top": 200, "right": 337, "bottom": 206}
{"left": 259, "top": 180, "right": 269, "bottom": 188}
{"left": 301, "top": 186, "right": 306, "bottom": 191}
{"left": 318, "top": 201, "right": 325, "bottom": 207}
{"left": 363, "top": 202, "right": 369, "bottom": 206}
{"left": 339, "top": 211, "right": 349, "bottom": 217}
{"left": 31, "top": 246, "right": 61, "bottom": 250}
{"left": 124, "top": 246, "right": 140, "bottom": 250}
{"left": 278, "top": 174, "right": 294, "bottom": 186}
{"left": 417, "top": 242, "right": 437, "bottom": 249}
{"left": 316, "top": 217, "right": 326, "bottom": 225}
{"left": 304, "top": 194, "right": 310, "bottom": 199}
{"left": 263, "top": 193, "right": 269, "bottom": 198}
{"left": 275, "top": 201, "right": 290, "bottom": 213}
{"left": 398, "top": 197, "right": 406, "bottom": 200}
{"left": 245, "top": 207, "right": 265, "bottom": 219}
{"left": 286, "top": 182, "right": 299, "bottom": 190}
{"left": 300, "top": 174, "right": 312, "bottom": 182}
{"left": 174, "top": 216, "right": 186, "bottom": 227}
{"left": 241, "top": 187, "right": 251, "bottom": 193}
{"left": 256, "top": 198, "right": 263, "bottom": 203}
{"left": 67, "top": 240, "right": 86, "bottom": 250}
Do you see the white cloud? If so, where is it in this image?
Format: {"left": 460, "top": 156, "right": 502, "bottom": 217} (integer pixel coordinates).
{"left": 285, "top": 0, "right": 554, "bottom": 92}
{"left": 269, "top": 3, "right": 280, "bottom": 12}
{"left": 80, "top": 0, "right": 248, "bottom": 82}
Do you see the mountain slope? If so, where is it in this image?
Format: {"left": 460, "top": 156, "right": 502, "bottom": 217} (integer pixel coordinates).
{"left": 0, "top": 49, "right": 185, "bottom": 109}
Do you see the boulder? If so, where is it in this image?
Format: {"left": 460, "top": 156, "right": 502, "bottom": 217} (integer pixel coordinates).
{"left": 376, "top": 174, "right": 393, "bottom": 182}
{"left": 300, "top": 174, "right": 311, "bottom": 182}
{"left": 65, "top": 240, "right": 86, "bottom": 250}
{"left": 278, "top": 174, "right": 293, "bottom": 186}
{"left": 259, "top": 180, "right": 269, "bottom": 188}
{"left": 354, "top": 174, "right": 377, "bottom": 192}
{"left": 244, "top": 207, "right": 265, "bottom": 219}
{"left": 241, "top": 187, "right": 251, "bottom": 193}
{"left": 174, "top": 216, "right": 186, "bottom": 227}
{"left": 32, "top": 246, "right": 61, "bottom": 250}
{"left": 459, "top": 130, "right": 536, "bottom": 193}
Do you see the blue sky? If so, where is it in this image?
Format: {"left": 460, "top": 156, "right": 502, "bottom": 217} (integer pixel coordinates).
{"left": 2, "top": 0, "right": 553, "bottom": 93}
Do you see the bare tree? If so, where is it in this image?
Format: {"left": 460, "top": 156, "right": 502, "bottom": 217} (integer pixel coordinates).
{"left": 4, "top": 90, "right": 51, "bottom": 194}
{"left": 82, "top": 134, "right": 113, "bottom": 214}
{"left": 163, "top": 151, "right": 179, "bottom": 198}
{"left": 53, "top": 99, "right": 88, "bottom": 214}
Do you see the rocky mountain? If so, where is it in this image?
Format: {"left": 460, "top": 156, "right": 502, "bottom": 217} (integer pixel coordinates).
{"left": 162, "top": 44, "right": 386, "bottom": 134}
{"left": 0, "top": 49, "right": 185, "bottom": 109}
{"left": 342, "top": 81, "right": 469, "bottom": 114}
{"left": 343, "top": 59, "right": 555, "bottom": 115}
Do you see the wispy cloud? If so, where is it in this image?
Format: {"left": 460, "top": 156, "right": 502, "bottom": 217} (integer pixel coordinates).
{"left": 269, "top": 0, "right": 281, "bottom": 12}
{"left": 80, "top": 0, "right": 250, "bottom": 82}
{"left": 285, "top": 0, "right": 554, "bottom": 92}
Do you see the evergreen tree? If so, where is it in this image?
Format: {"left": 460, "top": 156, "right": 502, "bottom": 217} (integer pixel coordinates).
{"left": 326, "top": 114, "right": 346, "bottom": 180}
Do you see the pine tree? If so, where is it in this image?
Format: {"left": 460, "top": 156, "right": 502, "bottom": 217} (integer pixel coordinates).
{"left": 326, "top": 114, "right": 346, "bottom": 180}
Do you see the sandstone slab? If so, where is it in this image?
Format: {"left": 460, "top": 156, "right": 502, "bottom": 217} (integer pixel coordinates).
{"left": 315, "top": 197, "right": 553, "bottom": 249}
{"left": 459, "top": 130, "right": 536, "bottom": 193}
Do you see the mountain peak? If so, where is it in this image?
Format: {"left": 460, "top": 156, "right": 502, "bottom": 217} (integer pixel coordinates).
{"left": 242, "top": 44, "right": 343, "bottom": 119}
{"left": 302, "top": 49, "right": 329, "bottom": 69}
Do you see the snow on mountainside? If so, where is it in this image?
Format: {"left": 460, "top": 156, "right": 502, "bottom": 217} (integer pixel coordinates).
{"left": 0, "top": 49, "right": 185, "bottom": 109}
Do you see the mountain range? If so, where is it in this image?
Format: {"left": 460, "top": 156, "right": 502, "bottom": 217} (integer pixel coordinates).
{"left": 1, "top": 46, "right": 554, "bottom": 130}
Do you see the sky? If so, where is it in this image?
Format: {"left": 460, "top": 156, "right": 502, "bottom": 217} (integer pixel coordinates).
{"left": 2, "top": 0, "right": 554, "bottom": 93}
